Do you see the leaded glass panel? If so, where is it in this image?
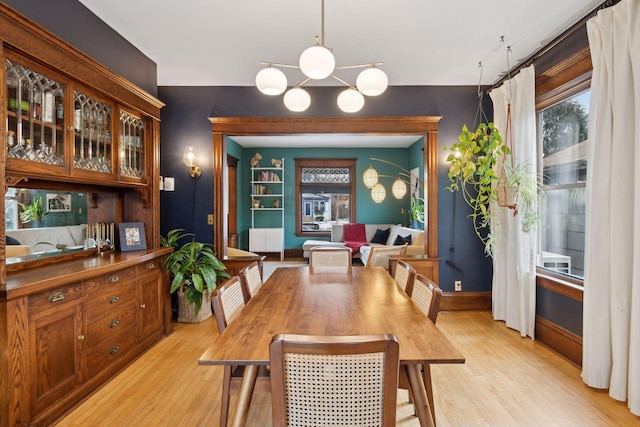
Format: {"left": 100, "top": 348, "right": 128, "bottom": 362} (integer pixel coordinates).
{"left": 73, "top": 90, "right": 112, "bottom": 173}
{"left": 119, "top": 111, "right": 145, "bottom": 178}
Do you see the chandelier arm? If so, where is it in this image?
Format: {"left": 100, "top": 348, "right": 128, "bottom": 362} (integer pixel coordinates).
{"left": 260, "top": 62, "right": 300, "bottom": 69}
{"left": 335, "top": 62, "right": 384, "bottom": 70}
{"left": 295, "top": 77, "right": 312, "bottom": 87}
{"left": 320, "top": 0, "right": 325, "bottom": 46}
{"left": 330, "top": 74, "right": 354, "bottom": 88}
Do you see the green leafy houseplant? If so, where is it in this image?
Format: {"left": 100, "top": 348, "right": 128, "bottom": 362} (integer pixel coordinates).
{"left": 162, "top": 229, "right": 230, "bottom": 317}
{"left": 18, "top": 197, "right": 47, "bottom": 225}
{"left": 409, "top": 197, "right": 425, "bottom": 228}
{"left": 444, "top": 122, "right": 540, "bottom": 255}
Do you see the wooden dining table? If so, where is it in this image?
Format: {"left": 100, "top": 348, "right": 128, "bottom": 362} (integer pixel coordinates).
{"left": 199, "top": 266, "right": 465, "bottom": 427}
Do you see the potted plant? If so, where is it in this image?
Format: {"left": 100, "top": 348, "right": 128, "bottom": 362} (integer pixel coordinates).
{"left": 162, "top": 229, "right": 230, "bottom": 322}
{"left": 444, "top": 122, "right": 540, "bottom": 255}
{"left": 18, "top": 197, "right": 47, "bottom": 227}
{"left": 409, "top": 197, "right": 424, "bottom": 229}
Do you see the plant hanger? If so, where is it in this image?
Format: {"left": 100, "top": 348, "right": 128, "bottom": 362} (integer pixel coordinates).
{"left": 496, "top": 44, "right": 518, "bottom": 211}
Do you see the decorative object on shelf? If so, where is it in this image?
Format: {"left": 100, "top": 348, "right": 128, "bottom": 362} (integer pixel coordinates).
{"left": 18, "top": 197, "right": 47, "bottom": 226}
{"left": 272, "top": 158, "right": 282, "bottom": 167}
{"left": 273, "top": 199, "right": 280, "bottom": 208}
{"left": 161, "top": 228, "right": 230, "bottom": 320}
{"left": 253, "top": 199, "right": 260, "bottom": 209}
{"left": 254, "top": 0, "right": 388, "bottom": 113}
{"left": 183, "top": 146, "right": 201, "bottom": 178}
{"left": 250, "top": 152, "right": 262, "bottom": 167}
{"left": 118, "top": 222, "right": 147, "bottom": 251}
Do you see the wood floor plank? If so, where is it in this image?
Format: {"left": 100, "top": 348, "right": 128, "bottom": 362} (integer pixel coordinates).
{"left": 55, "top": 310, "right": 640, "bottom": 426}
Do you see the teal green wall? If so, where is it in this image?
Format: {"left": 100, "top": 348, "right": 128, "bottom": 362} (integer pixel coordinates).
{"left": 232, "top": 145, "right": 418, "bottom": 250}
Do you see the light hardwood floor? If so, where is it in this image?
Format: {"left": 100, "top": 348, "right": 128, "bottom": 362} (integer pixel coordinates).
{"left": 55, "top": 310, "right": 639, "bottom": 426}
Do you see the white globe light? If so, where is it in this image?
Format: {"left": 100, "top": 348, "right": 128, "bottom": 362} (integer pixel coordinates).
{"left": 283, "top": 88, "right": 311, "bottom": 112}
{"left": 371, "top": 183, "right": 386, "bottom": 203}
{"left": 356, "top": 68, "right": 388, "bottom": 96}
{"left": 391, "top": 178, "right": 407, "bottom": 199}
{"left": 299, "top": 45, "right": 335, "bottom": 79}
{"left": 362, "top": 167, "right": 379, "bottom": 188}
{"left": 337, "top": 88, "right": 365, "bottom": 113}
{"left": 255, "top": 67, "right": 287, "bottom": 95}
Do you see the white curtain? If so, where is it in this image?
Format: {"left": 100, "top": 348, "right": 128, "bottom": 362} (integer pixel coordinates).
{"left": 582, "top": 0, "right": 640, "bottom": 415}
{"left": 489, "top": 66, "right": 537, "bottom": 338}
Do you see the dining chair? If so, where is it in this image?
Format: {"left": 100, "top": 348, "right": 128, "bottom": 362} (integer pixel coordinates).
{"left": 403, "top": 273, "right": 443, "bottom": 423}
{"left": 211, "top": 276, "right": 269, "bottom": 427}
{"left": 364, "top": 243, "right": 408, "bottom": 270}
{"left": 393, "top": 259, "right": 416, "bottom": 292}
{"left": 269, "top": 333, "right": 400, "bottom": 427}
{"left": 239, "top": 260, "right": 264, "bottom": 303}
{"left": 309, "top": 246, "right": 352, "bottom": 268}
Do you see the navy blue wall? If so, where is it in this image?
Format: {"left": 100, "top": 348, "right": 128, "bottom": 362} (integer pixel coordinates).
{"left": 158, "top": 85, "right": 494, "bottom": 293}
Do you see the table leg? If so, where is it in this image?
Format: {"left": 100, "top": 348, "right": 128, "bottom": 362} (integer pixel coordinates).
{"left": 230, "top": 364, "right": 259, "bottom": 427}
{"left": 405, "top": 364, "right": 435, "bottom": 427}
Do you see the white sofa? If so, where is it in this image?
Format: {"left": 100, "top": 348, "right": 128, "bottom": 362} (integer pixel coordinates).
{"left": 6, "top": 225, "right": 86, "bottom": 257}
{"left": 302, "top": 223, "right": 424, "bottom": 262}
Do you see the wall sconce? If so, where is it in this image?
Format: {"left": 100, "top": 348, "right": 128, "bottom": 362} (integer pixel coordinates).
{"left": 183, "top": 146, "right": 201, "bottom": 178}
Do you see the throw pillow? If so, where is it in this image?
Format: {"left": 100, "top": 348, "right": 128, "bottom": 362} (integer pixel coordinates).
{"left": 394, "top": 234, "right": 412, "bottom": 245}
{"left": 370, "top": 228, "right": 390, "bottom": 244}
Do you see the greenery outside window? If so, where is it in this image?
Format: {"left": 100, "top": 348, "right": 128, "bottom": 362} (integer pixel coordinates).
{"left": 295, "top": 158, "right": 356, "bottom": 236}
{"left": 538, "top": 90, "right": 589, "bottom": 279}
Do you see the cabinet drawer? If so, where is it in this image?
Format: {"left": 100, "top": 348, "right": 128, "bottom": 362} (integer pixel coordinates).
{"left": 137, "top": 259, "right": 161, "bottom": 275}
{"left": 86, "top": 331, "right": 137, "bottom": 378}
{"left": 29, "top": 283, "right": 83, "bottom": 315}
{"left": 84, "top": 267, "right": 136, "bottom": 294}
{"left": 86, "top": 283, "right": 136, "bottom": 322}
{"left": 87, "top": 302, "right": 136, "bottom": 342}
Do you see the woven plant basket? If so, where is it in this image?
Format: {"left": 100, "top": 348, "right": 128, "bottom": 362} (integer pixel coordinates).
{"left": 177, "top": 285, "right": 212, "bottom": 323}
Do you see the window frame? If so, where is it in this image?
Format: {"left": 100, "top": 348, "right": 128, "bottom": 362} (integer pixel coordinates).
{"left": 294, "top": 158, "right": 356, "bottom": 237}
{"left": 535, "top": 46, "right": 592, "bottom": 288}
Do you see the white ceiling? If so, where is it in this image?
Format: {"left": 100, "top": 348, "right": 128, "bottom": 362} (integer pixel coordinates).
{"left": 78, "top": 0, "right": 601, "bottom": 87}
{"left": 77, "top": 0, "right": 601, "bottom": 147}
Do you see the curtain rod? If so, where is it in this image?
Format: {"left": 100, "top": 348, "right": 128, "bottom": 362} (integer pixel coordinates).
{"left": 491, "top": 0, "right": 620, "bottom": 89}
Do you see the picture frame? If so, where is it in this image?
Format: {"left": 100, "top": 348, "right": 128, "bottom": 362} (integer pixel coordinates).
{"left": 118, "top": 222, "right": 147, "bottom": 252}
{"left": 46, "top": 193, "right": 72, "bottom": 212}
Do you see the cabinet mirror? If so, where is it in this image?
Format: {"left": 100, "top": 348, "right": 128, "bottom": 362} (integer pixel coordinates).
{"left": 5, "top": 187, "right": 117, "bottom": 264}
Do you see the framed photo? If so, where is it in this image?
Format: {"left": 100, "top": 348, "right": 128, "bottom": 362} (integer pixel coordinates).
{"left": 46, "top": 193, "right": 72, "bottom": 212}
{"left": 118, "top": 222, "right": 147, "bottom": 252}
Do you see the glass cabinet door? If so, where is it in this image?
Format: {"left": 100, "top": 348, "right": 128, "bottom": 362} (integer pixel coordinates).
{"left": 119, "top": 110, "right": 145, "bottom": 179}
{"left": 73, "top": 90, "right": 113, "bottom": 173}
{"left": 5, "top": 59, "right": 65, "bottom": 166}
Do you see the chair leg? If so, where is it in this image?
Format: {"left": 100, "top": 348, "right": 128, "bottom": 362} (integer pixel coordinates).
{"left": 220, "top": 365, "right": 232, "bottom": 427}
{"left": 424, "top": 364, "right": 436, "bottom": 426}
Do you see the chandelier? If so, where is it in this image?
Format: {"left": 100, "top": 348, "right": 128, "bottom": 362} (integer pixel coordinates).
{"left": 255, "top": 0, "right": 388, "bottom": 113}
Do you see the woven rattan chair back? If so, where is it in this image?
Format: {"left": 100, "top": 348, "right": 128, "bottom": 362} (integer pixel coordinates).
{"left": 365, "top": 244, "right": 408, "bottom": 269}
{"left": 211, "top": 276, "right": 246, "bottom": 334}
{"left": 309, "top": 246, "right": 352, "bottom": 268}
{"left": 406, "top": 273, "right": 442, "bottom": 325}
{"left": 269, "top": 334, "right": 399, "bottom": 427}
{"left": 239, "top": 261, "right": 264, "bottom": 303}
{"left": 393, "top": 259, "right": 416, "bottom": 292}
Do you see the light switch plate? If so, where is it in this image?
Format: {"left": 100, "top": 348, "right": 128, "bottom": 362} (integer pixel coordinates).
{"left": 164, "top": 177, "right": 175, "bottom": 191}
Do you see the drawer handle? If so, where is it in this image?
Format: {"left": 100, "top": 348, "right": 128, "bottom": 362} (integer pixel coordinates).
{"left": 110, "top": 345, "right": 120, "bottom": 355}
{"left": 109, "top": 295, "right": 120, "bottom": 304}
{"left": 109, "top": 319, "right": 120, "bottom": 328}
{"left": 140, "top": 304, "right": 146, "bottom": 309}
{"left": 48, "top": 293, "right": 65, "bottom": 303}
{"left": 78, "top": 334, "right": 85, "bottom": 341}
{"left": 146, "top": 262, "right": 156, "bottom": 270}
{"left": 108, "top": 275, "right": 119, "bottom": 283}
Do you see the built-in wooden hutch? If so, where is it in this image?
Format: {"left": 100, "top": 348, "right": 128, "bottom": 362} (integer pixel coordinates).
{"left": 0, "top": 4, "right": 170, "bottom": 426}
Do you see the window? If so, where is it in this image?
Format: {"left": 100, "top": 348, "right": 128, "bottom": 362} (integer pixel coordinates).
{"left": 295, "top": 158, "right": 356, "bottom": 236}
{"left": 537, "top": 87, "right": 590, "bottom": 279}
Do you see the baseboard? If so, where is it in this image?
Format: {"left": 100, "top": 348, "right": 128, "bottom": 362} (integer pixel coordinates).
{"left": 286, "top": 248, "right": 304, "bottom": 258}
{"left": 535, "top": 315, "right": 582, "bottom": 367}
{"left": 440, "top": 291, "right": 492, "bottom": 311}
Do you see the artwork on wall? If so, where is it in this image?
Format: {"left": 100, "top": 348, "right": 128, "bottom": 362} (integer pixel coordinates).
{"left": 46, "top": 193, "right": 71, "bottom": 212}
